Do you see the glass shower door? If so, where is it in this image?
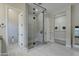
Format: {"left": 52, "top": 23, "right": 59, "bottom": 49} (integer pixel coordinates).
{"left": 28, "top": 4, "right": 44, "bottom": 48}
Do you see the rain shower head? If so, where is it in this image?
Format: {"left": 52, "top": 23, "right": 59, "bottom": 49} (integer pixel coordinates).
{"left": 37, "top": 3, "right": 42, "bottom": 5}
{"left": 33, "top": 3, "right": 47, "bottom": 11}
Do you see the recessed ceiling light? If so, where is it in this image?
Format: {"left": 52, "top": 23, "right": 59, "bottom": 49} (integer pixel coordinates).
{"left": 8, "top": 9, "right": 12, "bottom": 12}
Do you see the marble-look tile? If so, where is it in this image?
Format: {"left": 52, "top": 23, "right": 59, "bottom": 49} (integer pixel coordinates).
{"left": 7, "top": 43, "right": 79, "bottom": 56}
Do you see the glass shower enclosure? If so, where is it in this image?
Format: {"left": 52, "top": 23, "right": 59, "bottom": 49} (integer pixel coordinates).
{"left": 28, "top": 3, "right": 46, "bottom": 48}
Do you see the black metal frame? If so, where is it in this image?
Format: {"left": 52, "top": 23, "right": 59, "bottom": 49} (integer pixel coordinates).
{"left": 33, "top": 3, "right": 46, "bottom": 11}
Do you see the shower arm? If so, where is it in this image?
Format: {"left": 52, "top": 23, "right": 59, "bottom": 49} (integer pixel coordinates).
{"left": 33, "top": 3, "right": 47, "bottom": 12}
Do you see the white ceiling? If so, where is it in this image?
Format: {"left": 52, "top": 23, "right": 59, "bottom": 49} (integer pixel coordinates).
{"left": 28, "top": 3, "right": 69, "bottom": 16}
{"left": 6, "top": 3, "right": 25, "bottom": 10}
{"left": 28, "top": 3, "right": 45, "bottom": 15}
{"left": 40, "top": 3, "right": 69, "bottom": 15}
{"left": 7, "top": 3, "right": 70, "bottom": 16}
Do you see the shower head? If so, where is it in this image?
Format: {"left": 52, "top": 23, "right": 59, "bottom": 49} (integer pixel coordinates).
{"left": 37, "top": 3, "right": 42, "bottom": 5}
{"left": 33, "top": 3, "right": 46, "bottom": 11}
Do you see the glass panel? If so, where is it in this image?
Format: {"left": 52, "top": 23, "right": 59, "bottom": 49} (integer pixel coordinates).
{"left": 28, "top": 4, "right": 44, "bottom": 48}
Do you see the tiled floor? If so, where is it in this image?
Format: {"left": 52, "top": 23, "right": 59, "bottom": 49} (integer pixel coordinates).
{"left": 7, "top": 42, "right": 79, "bottom": 56}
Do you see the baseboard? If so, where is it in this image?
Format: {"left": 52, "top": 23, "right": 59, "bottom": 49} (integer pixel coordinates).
{"left": 66, "top": 44, "right": 71, "bottom": 48}
{"left": 0, "top": 53, "right": 8, "bottom": 56}
{"left": 73, "top": 45, "right": 79, "bottom": 48}
{"left": 55, "top": 39, "right": 66, "bottom": 45}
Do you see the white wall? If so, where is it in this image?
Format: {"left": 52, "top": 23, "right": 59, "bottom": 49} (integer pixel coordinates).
{"left": 50, "top": 15, "right": 55, "bottom": 43}
{"left": 44, "top": 14, "right": 53, "bottom": 42}
{"left": 0, "top": 4, "right": 5, "bottom": 38}
{"left": 18, "top": 11, "right": 27, "bottom": 49}
{"left": 7, "top": 8, "right": 19, "bottom": 44}
{"left": 44, "top": 13, "right": 55, "bottom": 43}
{"left": 65, "top": 4, "right": 71, "bottom": 48}
{"left": 0, "top": 3, "right": 27, "bottom": 54}
{"left": 54, "top": 14, "right": 66, "bottom": 41}
{"left": 6, "top": 4, "right": 25, "bottom": 46}
{"left": 6, "top": 4, "right": 27, "bottom": 48}
{"left": 0, "top": 4, "right": 7, "bottom": 54}
{"left": 49, "top": 4, "right": 71, "bottom": 48}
